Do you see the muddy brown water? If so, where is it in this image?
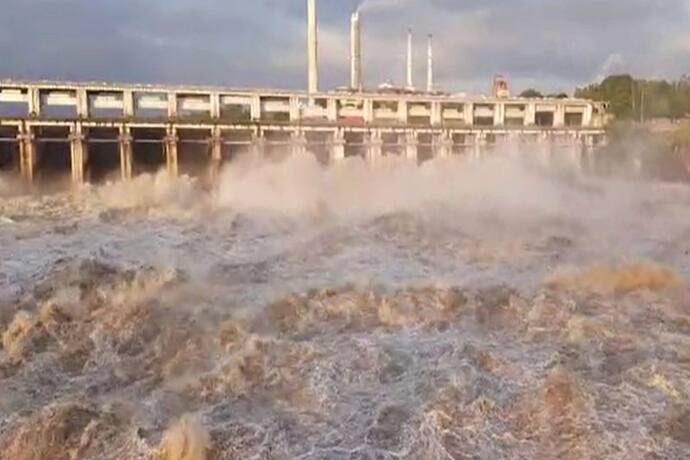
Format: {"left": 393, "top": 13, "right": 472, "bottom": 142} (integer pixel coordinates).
{"left": 0, "top": 153, "right": 689, "bottom": 459}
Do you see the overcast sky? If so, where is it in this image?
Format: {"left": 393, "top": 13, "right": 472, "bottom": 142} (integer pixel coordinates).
{"left": 1, "top": 0, "right": 689, "bottom": 94}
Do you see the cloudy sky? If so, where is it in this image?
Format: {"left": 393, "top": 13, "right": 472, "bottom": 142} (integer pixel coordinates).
{"left": 1, "top": 0, "right": 689, "bottom": 94}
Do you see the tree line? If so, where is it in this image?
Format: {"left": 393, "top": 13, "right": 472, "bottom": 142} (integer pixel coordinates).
{"left": 520, "top": 74, "right": 690, "bottom": 121}
{"left": 575, "top": 74, "right": 690, "bottom": 121}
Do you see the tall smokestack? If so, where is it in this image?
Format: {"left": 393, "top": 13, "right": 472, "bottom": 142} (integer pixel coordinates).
{"left": 427, "top": 34, "right": 433, "bottom": 93}
{"left": 406, "top": 28, "right": 413, "bottom": 89}
{"left": 307, "top": 0, "right": 318, "bottom": 96}
{"left": 350, "top": 11, "right": 362, "bottom": 91}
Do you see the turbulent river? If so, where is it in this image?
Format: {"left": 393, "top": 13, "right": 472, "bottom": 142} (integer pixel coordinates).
{"left": 0, "top": 151, "right": 689, "bottom": 459}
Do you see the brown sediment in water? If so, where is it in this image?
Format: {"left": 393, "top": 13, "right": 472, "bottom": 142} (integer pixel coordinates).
{"left": 1, "top": 256, "right": 690, "bottom": 458}
{"left": 545, "top": 262, "right": 686, "bottom": 295}
{"left": 156, "top": 416, "right": 210, "bottom": 460}
{"left": 0, "top": 403, "right": 124, "bottom": 460}
{"left": 2, "top": 158, "right": 690, "bottom": 458}
{"left": 263, "top": 285, "right": 469, "bottom": 334}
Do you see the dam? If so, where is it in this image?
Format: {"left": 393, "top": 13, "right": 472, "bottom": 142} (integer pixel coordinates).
{"left": 0, "top": 79, "right": 609, "bottom": 185}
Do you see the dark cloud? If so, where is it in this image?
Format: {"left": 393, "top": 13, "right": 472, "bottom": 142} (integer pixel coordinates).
{"left": 1, "top": 0, "right": 688, "bottom": 93}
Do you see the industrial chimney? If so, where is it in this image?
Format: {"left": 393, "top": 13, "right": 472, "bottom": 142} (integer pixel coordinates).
{"left": 350, "top": 11, "right": 362, "bottom": 91}
{"left": 406, "top": 28, "right": 413, "bottom": 89}
{"left": 307, "top": 0, "right": 318, "bottom": 96}
{"left": 427, "top": 34, "right": 434, "bottom": 93}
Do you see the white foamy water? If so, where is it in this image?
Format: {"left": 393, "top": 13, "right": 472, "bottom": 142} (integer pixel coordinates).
{"left": 0, "top": 149, "right": 689, "bottom": 459}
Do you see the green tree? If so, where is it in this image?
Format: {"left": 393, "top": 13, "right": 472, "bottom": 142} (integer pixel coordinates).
{"left": 576, "top": 75, "right": 690, "bottom": 121}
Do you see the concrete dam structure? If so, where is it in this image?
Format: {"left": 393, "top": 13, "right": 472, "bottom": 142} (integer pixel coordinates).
{"left": 0, "top": 80, "right": 608, "bottom": 185}
{"left": 0, "top": 0, "right": 609, "bottom": 185}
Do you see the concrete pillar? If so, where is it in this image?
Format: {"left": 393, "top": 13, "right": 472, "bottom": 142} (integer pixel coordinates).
{"left": 473, "top": 132, "right": 484, "bottom": 161}
{"left": 327, "top": 97, "right": 338, "bottom": 122}
{"left": 291, "top": 131, "right": 308, "bottom": 157}
{"left": 493, "top": 103, "right": 505, "bottom": 126}
{"left": 583, "top": 105, "right": 593, "bottom": 127}
{"left": 119, "top": 126, "right": 133, "bottom": 180}
{"left": 463, "top": 103, "right": 474, "bottom": 126}
{"left": 289, "top": 96, "right": 301, "bottom": 122}
{"left": 554, "top": 104, "right": 566, "bottom": 128}
{"left": 123, "top": 90, "right": 134, "bottom": 118}
{"left": 331, "top": 130, "right": 345, "bottom": 162}
{"left": 251, "top": 133, "right": 266, "bottom": 157}
{"left": 367, "top": 130, "right": 383, "bottom": 163}
{"left": 17, "top": 126, "right": 35, "bottom": 183}
{"left": 435, "top": 132, "right": 453, "bottom": 158}
{"left": 209, "top": 127, "right": 223, "bottom": 182}
{"left": 398, "top": 100, "right": 408, "bottom": 124}
{"left": 28, "top": 87, "right": 41, "bottom": 117}
{"left": 76, "top": 89, "right": 89, "bottom": 118}
{"left": 250, "top": 95, "right": 261, "bottom": 121}
{"left": 210, "top": 92, "right": 221, "bottom": 119}
{"left": 525, "top": 103, "right": 536, "bottom": 126}
{"left": 431, "top": 101, "right": 442, "bottom": 126}
{"left": 164, "top": 128, "right": 178, "bottom": 176}
{"left": 167, "top": 92, "right": 178, "bottom": 119}
{"left": 405, "top": 131, "right": 418, "bottom": 161}
{"left": 363, "top": 99, "right": 374, "bottom": 123}
{"left": 69, "top": 124, "right": 87, "bottom": 184}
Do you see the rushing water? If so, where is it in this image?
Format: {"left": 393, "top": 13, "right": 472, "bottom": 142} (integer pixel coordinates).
{"left": 0, "top": 150, "right": 689, "bottom": 459}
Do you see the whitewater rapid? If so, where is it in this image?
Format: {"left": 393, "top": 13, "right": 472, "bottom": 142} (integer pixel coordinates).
{"left": 0, "top": 151, "right": 689, "bottom": 459}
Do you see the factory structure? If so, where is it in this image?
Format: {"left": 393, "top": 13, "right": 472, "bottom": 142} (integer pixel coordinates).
{"left": 0, "top": 0, "right": 608, "bottom": 185}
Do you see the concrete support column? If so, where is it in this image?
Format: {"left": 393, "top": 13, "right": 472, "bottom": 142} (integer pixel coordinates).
{"left": 76, "top": 89, "right": 89, "bottom": 118}
{"left": 554, "top": 104, "right": 566, "bottom": 128}
{"left": 118, "top": 126, "right": 133, "bottom": 181}
{"left": 123, "top": 90, "right": 134, "bottom": 118}
{"left": 291, "top": 131, "right": 308, "bottom": 157}
{"left": 405, "top": 131, "right": 418, "bottom": 161}
{"left": 209, "top": 127, "right": 223, "bottom": 182}
{"left": 251, "top": 133, "right": 266, "bottom": 157}
{"left": 473, "top": 132, "right": 485, "bottom": 161}
{"left": 583, "top": 105, "right": 594, "bottom": 127}
{"left": 210, "top": 93, "right": 221, "bottom": 119}
{"left": 250, "top": 95, "right": 261, "bottom": 121}
{"left": 431, "top": 101, "right": 442, "bottom": 126}
{"left": 493, "top": 103, "right": 505, "bottom": 126}
{"left": 525, "top": 103, "right": 536, "bottom": 126}
{"left": 435, "top": 131, "right": 453, "bottom": 158}
{"left": 289, "top": 96, "right": 300, "bottom": 122}
{"left": 17, "top": 126, "right": 35, "bottom": 183}
{"left": 69, "top": 124, "right": 87, "bottom": 184}
{"left": 363, "top": 99, "right": 374, "bottom": 123}
{"left": 367, "top": 130, "right": 383, "bottom": 163}
{"left": 164, "top": 128, "right": 178, "bottom": 176}
{"left": 464, "top": 103, "right": 474, "bottom": 127}
{"left": 397, "top": 100, "right": 408, "bottom": 124}
{"left": 327, "top": 98, "right": 338, "bottom": 122}
{"left": 28, "top": 87, "right": 41, "bottom": 117}
{"left": 167, "top": 92, "right": 178, "bottom": 119}
{"left": 331, "top": 130, "right": 346, "bottom": 162}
